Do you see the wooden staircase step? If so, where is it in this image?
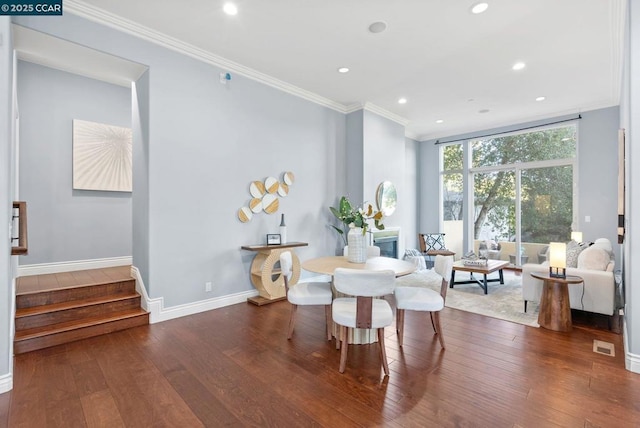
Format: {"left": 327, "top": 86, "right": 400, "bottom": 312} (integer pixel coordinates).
{"left": 15, "top": 293, "right": 142, "bottom": 331}
{"left": 16, "top": 279, "right": 136, "bottom": 309}
{"left": 14, "top": 309, "right": 149, "bottom": 354}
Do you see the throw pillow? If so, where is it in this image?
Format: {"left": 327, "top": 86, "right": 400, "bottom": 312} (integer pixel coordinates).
{"left": 403, "top": 249, "right": 426, "bottom": 271}
{"left": 577, "top": 247, "right": 610, "bottom": 271}
{"left": 565, "top": 240, "right": 585, "bottom": 268}
{"left": 423, "top": 233, "right": 446, "bottom": 251}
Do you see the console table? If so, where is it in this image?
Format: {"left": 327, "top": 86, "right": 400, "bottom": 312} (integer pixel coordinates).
{"left": 241, "top": 242, "right": 308, "bottom": 306}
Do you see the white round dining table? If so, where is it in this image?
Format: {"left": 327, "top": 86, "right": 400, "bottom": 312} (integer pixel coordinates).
{"left": 301, "top": 256, "right": 416, "bottom": 277}
{"left": 301, "top": 256, "right": 416, "bottom": 345}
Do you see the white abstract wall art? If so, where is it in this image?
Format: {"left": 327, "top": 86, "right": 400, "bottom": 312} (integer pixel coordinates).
{"left": 73, "top": 119, "right": 133, "bottom": 192}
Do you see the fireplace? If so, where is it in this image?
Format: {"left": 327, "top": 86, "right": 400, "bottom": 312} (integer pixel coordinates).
{"left": 372, "top": 228, "right": 400, "bottom": 258}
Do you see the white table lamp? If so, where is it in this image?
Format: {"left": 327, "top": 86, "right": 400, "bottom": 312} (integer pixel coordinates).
{"left": 571, "top": 231, "right": 583, "bottom": 243}
{"left": 549, "top": 242, "right": 567, "bottom": 278}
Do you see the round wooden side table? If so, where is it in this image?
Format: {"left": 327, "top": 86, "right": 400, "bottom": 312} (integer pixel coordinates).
{"left": 530, "top": 272, "right": 583, "bottom": 332}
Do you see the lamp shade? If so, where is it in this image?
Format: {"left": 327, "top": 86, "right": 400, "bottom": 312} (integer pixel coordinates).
{"left": 549, "top": 242, "right": 567, "bottom": 269}
{"left": 571, "top": 231, "right": 583, "bottom": 242}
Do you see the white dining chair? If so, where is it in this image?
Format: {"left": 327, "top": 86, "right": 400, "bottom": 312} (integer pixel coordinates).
{"left": 394, "top": 255, "right": 454, "bottom": 349}
{"left": 332, "top": 268, "right": 395, "bottom": 375}
{"left": 343, "top": 245, "right": 381, "bottom": 257}
{"left": 280, "top": 251, "right": 333, "bottom": 341}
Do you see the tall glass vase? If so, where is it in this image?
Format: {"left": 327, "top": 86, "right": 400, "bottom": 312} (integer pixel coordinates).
{"left": 347, "top": 227, "right": 367, "bottom": 263}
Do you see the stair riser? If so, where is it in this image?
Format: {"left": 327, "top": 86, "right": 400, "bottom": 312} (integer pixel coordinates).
{"left": 17, "top": 280, "right": 136, "bottom": 309}
{"left": 14, "top": 313, "right": 149, "bottom": 354}
{"left": 15, "top": 296, "right": 142, "bottom": 331}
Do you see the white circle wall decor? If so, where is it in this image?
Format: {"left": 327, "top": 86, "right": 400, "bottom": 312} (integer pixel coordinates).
{"left": 262, "top": 194, "right": 279, "bottom": 214}
{"left": 249, "top": 181, "right": 266, "bottom": 198}
{"left": 239, "top": 171, "right": 295, "bottom": 222}
{"left": 238, "top": 207, "right": 252, "bottom": 223}
{"left": 249, "top": 198, "right": 263, "bottom": 213}
{"left": 278, "top": 183, "right": 289, "bottom": 197}
{"left": 283, "top": 171, "right": 295, "bottom": 185}
{"left": 265, "top": 176, "right": 279, "bottom": 194}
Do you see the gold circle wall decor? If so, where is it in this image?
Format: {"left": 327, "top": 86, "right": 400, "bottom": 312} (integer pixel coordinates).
{"left": 239, "top": 171, "right": 295, "bottom": 222}
{"left": 238, "top": 207, "right": 252, "bottom": 223}
{"left": 265, "top": 176, "right": 279, "bottom": 194}
{"left": 249, "top": 181, "right": 266, "bottom": 198}
{"left": 249, "top": 198, "right": 263, "bottom": 213}
{"left": 283, "top": 171, "right": 295, "bottom": 185}
{"left": 278, "top": 182, "right": 289, "bottom": 197}
{"left": 262, "top": 194, "right": 279, "bottom": 214}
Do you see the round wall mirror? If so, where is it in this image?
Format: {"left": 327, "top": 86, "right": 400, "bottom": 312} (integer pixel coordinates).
{"left": 376, "top": 181, "right": 397, "bottom": 216}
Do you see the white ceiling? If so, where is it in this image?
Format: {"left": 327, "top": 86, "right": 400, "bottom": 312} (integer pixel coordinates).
{"left": 15, "top": 0, "right": 626, "bottom": 141}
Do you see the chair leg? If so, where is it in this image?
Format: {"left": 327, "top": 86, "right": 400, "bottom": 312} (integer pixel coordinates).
{"left": 524, "top": 300, "right": 528, "bottom": 313}
{"left": 287, "top": 304, "right": 298, "bottom": 339}
{"left": 396, "top": 309, "right": 405, "bottom": 347}
{"left": 339, "top": 325, "right": 349, "bottom": 373}
{"left": 378, "top": 328, "right": 389, "bottom": 376}
{"left": 325, "top": 305, "right": 332, "bottom": 341}
{"left": 432, "top": 311, "right": 445, "bottom": 349}
{"left": 430, "top": 311, "right": 436, "bottom": 333}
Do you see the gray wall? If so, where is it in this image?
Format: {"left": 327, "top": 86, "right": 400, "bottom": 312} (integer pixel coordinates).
{"left": 622, "top": 0, "right": 639, "bottom": 359}
{"left": 14, "top": 14, "right": 348, "bottom": 307}
{"left": 362, "top": 111, "right": 407, "bottom": 253}
{"left": 403, "top": 137, "right": 419, "bottom": 250}
{"left": 0, "top": 16, "right": 14, "bottom": 383}
{"left": 419, "top": 107, "right": 620, "bottom": 260}
{"left": 17, "top": 61, "right": 132, "bottom": 265}
{"left": 132, "top": 71, "right": 150, "bottom": 286}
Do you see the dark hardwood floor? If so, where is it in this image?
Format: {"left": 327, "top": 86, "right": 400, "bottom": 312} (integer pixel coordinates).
{"left": 1, "top": 294, "right": 638, "bottom": 427}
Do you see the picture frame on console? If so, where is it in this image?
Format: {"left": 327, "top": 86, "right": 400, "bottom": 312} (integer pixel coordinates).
{"left": 266, "top": 234, "right": 281, "bottom": 245}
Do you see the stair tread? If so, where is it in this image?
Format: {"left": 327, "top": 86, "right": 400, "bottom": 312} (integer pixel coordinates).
{"left": 15, "top": 292, "right": 141, "bottom": 318}
{"left": 15, "top": 309, "right": 149, "bottom": 341}
{"left": 16, "top": 266, "right": 133, "bottom": 295}
{"left": 16, "top": 277, "right": 135, "bottom": 296}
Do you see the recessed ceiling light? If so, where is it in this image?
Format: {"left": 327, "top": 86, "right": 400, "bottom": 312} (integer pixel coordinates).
{"left": 478, "top": 109, "right": 490, "bottom": 114}
{"left": 436, "top": 119, "right": 444, "bottom": 124}
{"left": 398, "top": 98, "right": 407, "bottom": 104}
{"left": 512, "top": 62, "right": 526, "bottom": 71}
{"left": 223, "top": 2, "right": 238, "bottom": 15}
{"left": 471, "top": 2, "right": 489, "bottom": 14}
{"left": 368, "top": 21, "right": 387, "bottom": 34}
{"left": 337, "top": 67, "right": 349, "bottom": 73}
{"left": 536, "top": 96, "right": 546, "bottom": 101}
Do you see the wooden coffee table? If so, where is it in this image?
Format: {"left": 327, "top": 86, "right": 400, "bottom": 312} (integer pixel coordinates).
{"left": 450, "top": 260, "right": 510, "bottom": 294}
{"left": 531, "top": 272, "right": 584, "bottom": 332}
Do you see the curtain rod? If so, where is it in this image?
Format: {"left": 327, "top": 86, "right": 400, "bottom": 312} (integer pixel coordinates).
{"left": 434, "top": 114, "right": 582, "bottom": 145}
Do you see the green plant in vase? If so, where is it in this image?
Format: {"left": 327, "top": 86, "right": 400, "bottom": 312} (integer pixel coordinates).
{"left": 329, "top": 196, "right": 384, "bottom": 245}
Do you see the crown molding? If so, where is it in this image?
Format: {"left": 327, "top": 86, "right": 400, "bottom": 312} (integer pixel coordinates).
{"left": 64, "top": 0, "right": 346, "bottom": 112}
{"left": 363, "top": 103, "right": 410, "bottom": 126}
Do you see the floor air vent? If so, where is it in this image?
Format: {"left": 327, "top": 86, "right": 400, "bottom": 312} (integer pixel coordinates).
{"left": 593, "top": 340, "right": 615, "bottom": 357}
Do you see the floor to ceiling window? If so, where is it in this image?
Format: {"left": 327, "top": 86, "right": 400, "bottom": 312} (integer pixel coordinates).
{"left": 440, "top": 124, "right": 577, "bottom": 266}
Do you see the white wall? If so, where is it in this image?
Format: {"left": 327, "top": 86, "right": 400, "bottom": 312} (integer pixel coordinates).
{"left": 0, "top": 16, "right": 14, "bottom": 391}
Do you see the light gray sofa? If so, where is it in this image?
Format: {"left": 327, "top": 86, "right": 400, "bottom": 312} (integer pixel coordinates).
{"left": 521, "top": 238, "right": 616, "bottom": 316}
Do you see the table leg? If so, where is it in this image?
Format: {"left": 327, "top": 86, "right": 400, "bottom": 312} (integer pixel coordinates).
{"left": 450, "top": 270, "right": 456, "bottom": 288}
{"left": 499, "top": 269, "right": 504, "bottom": 284}
{"left": 482, "top": 274, "right": 488, "bottom": 294}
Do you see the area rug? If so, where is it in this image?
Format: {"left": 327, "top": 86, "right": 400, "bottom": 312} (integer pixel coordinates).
{"left": 445, "top": 271, "right": 539, "bottom": 327}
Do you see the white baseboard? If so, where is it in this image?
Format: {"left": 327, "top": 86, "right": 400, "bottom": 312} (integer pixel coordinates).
{"left": 0, "top": 373, "right": 13, "bottom": 394}
{"left": 130, "top": 266, "right": 258, "bottom": 324}
{"left": 623, "top": 306, "right": 640, "bottom": 373}
{"left": 18, "top": 256, "right": 132, "bottom": 277}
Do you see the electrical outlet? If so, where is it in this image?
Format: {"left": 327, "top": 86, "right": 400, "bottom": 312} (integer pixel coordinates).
{"left": 205, "top": 281, "right": 212, "bottom": 292}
